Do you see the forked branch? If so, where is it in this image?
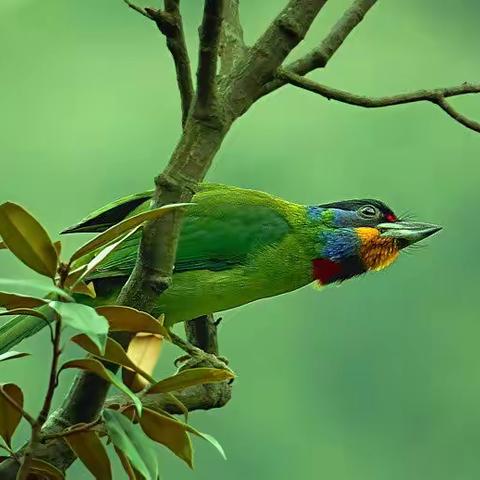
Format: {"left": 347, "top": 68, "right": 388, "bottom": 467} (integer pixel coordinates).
{"left": 260, "top": 0, "right": 378, "bottom": 97}
{"left": 278, "top": 69, "right": 480, "bottom": 133}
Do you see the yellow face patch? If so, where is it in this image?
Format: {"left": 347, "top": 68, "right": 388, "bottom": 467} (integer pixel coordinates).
{"left": 356, "top": 227, "right": 400, "bottom": 271}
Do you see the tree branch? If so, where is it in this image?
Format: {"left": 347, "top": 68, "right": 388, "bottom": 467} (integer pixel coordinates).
{"left": 435, "top": 96, "right": 480, "bottom": 134}
{"left": 124, "top": 0, "right": 194, "bottom": 127}
{"left": 261, "top": 0, "right": 378, "bottom": 97}
{"left": 194, "top": 0, "right": 225, "bottom": 118}
{"left": 222, "top": 0, "right": 328, "bottom": 117}
{"left": 278, "top": 69, "right": 480, "bottom": 132}
{"left": 219, "top": 0, "right": 247, "bottom": 75}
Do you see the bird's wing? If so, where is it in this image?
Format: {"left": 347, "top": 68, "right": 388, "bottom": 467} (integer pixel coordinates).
{"left": 61, "top": 183, "right": 233, "bottom": 234}
{"left": 61, "top": 190, "right": 154, "bottom": 233}
{"left": 84, "top": 185, "right": 291, "bottom": 278}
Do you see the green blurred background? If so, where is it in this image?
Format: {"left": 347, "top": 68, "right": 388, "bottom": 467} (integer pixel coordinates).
{"left": 1, "top": 1, "right": 480, "bottom": 478}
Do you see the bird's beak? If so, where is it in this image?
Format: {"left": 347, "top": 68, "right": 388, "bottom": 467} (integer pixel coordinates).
{"left": 377, "top": 221, "right": 442, "bottom": 248}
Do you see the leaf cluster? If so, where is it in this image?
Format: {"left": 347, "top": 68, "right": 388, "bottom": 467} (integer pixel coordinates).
{"left": 0, "top": 202, "right": 233, "bottom": 478}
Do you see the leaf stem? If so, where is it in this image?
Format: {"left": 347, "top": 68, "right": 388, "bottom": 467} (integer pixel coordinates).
{"left": 16, "top": 317, "right": 62, "bottom": 479}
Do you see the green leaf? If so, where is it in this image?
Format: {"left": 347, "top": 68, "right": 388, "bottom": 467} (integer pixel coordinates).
{"left": 103, "top": 409, "right": 158, "bottom": 480}
{"left": 96, "top": 306, "right": 170, "bottom": 339}
{"left": 65, "top": 431, "right": 112, "bottom": 480}
{"left": 114, "top": 447, "right": 140, "bottom": 480}
{"left": 0, "top": 351, "right": 29, "bottom": 363}
{"left": 0, "top": 202, "right": 58, "bottom": 278}
{"left": 147, "top": 367, "right": 234, "bottom": 394}
{"left": 60, "top": 358, "right": 142, "bottom": 415}
{"left": 0, "top": 278, "right": 72, "bottom": 302}
{"left": 140, "top": 408, "right": 193, "bottom": 468}
{"left": 186, "top": 426, "right": 227, "bottom": 461}
{"left": 29, "top": 458, "right": 65, "bottom": 479}
{"left": 0, "top": 383, "right": 23, "bottom": 447}
{"left": 49, "top": 302, "right": 108, "bottom": 355}
{"left": 71, "top": 335, "right": 155, "bottom": 384}
{"left": 0, "top": 307, "right": 48, "bottom": 321}
{"left": 69, "top": 203, "right": 191, "bottom": 263}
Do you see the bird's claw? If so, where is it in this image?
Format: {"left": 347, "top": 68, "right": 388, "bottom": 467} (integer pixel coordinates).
{"left": 174, "top": 349, "right": 229, "bottom": 371}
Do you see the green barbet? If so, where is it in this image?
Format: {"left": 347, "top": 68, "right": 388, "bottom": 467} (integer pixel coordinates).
{"left": 0, "top": 184, "right": 441, "bottom": 352}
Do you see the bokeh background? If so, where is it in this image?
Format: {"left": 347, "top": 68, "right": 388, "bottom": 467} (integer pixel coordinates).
{"left": 1, "top": 1, "right": 480, "bottom": 479}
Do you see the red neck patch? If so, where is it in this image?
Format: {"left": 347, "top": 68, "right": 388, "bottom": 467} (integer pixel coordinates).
{"left": 312, "top": 258, "right": 343, "bottom": 285}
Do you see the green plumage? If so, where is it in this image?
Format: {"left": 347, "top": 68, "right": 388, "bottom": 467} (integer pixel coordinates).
{"left": 0, "top": 183, "right": 440, "bottom": 354}
{"left": 76, "top": 184, "right": 316, "bottom": 325}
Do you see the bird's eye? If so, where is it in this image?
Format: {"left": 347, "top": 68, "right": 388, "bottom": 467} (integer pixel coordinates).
{"left": 358, "top": 205, "right": 378, "bottom": 218}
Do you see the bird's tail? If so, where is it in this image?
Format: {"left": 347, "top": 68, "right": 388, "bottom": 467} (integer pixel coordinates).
{"left": 0, "top": 314, "right": 49, "bottom": 355}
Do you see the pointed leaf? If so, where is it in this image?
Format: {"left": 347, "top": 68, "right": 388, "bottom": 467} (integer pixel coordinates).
{"left": 140, "top": 408, "right": 193, "bottom": 468}
{"left": 49, "top": 302, "right": 108, "bottom": 354}
{"left": 0, "top": 308, "right": 48, "bottom": 321}
{"left": 29, "top": 458, "right": 65, "bottom": 479}
{"left": 60, "top": 358, "right": 142, "bottom": 415}
{"left": 0, "top": 292, "right": 46, "bottom": 310}
{"left": 69, "top": 203, "right": 191, "bottom": 262}
{"left": 103, "top": 409, "right": 157, "bottom": 480}
{"left": 70, "top": 227, "right": 140, "bottom": 286}
{"left": 191, "top": 431, "right": 227, "bottom": 460}
{"left": 0, "top": 202, "right": 58, "bottom": 278}
{"left": 0, "top": 351, "right": 29, "bottom": 363}
{"left": 97, "top": 306, "right": 170, "bottom": 339}
{"left": 64, "top": 265, "right": 87, "bottom": 288}
{"left": 114, "top": 447, "right": 140, "bottom": 480}
{"left": 0, "top": 279, "right": 72, "bottom": 301}
{"left": 0, "top": 384, "right": 23, "bottom": 447}
{"left": 65, "top": 431, "right": 112, "bottom": 480}
{"left": 53, "top": 240, "right": 62, "bottom": 257}
{"left": 123, "top": 333, "right": 163, "bottom": 392}
{"left": 71, "top": 281, "right": 96, "bottom": 298}
{"left": 147, "top": 367, "right": 234, "bottom": 394}
{"left": 71, "top": 335, "right": 155, "bottom": 384}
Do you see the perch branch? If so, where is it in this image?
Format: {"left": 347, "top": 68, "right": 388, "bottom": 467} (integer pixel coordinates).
{"left": 278, "top": 69, "right": 480, "bottom": 133}
{"left": 261, "top": 0, "right": 378, "bottom": 97}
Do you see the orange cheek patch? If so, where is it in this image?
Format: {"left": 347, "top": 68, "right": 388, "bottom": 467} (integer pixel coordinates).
{"left": 356, "top": 227, "right": 399, "bottom": 271}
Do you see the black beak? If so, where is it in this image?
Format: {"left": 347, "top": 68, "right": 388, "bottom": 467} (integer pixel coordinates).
{"left": 377, "top": 221, "right": 442, "bottom": 248}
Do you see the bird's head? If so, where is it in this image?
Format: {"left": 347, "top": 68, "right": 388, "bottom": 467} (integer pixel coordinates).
{"left": 307, "top": 200, "right": 441, "bottom": 285}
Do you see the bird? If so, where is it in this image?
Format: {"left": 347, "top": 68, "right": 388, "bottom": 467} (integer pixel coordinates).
{"left": 0, "top": 183, "right": 441, "bottom": 353}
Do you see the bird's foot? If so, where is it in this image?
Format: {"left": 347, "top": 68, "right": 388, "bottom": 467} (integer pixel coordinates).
{"left": 168, "top": 330, "right": 229, "bottom": 371}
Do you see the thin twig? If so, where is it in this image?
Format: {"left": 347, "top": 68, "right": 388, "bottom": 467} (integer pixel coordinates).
{"left": 16, "top": 319, "right": 62, "bottom": 480}
{"left": 278, "top": 69, "right": 480, "bottom": 132}
{"left": 41, "top": 417, "right": 102, "bottom": 442}
{"left": 194, "top": 0, "right": 225, "bottom": 117}
{"left": 261, "top": 0, "right": 378, "bottom": 97}
{"left": 161, "top": 0, "right": 194, "bottom": 127}
{"left": 435, "top": 96, "right": 480, "bottom": 134}
{"left": 123, "top": 0, "right": 193, "bottom": 127}
{"left": 123, "top": 0, "right": 153, "bottom": 19}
